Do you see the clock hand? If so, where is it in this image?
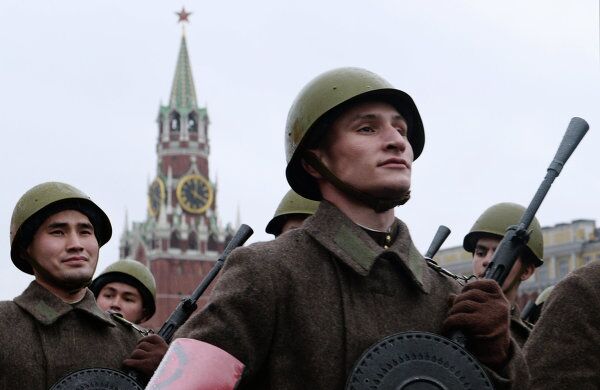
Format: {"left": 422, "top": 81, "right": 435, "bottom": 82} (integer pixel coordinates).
{"left": 191, "top": 189, "right": 208, "bottom": 203}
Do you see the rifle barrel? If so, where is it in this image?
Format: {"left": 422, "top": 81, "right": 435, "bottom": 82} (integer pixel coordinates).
{"left": 424, "top": 225, "right": 451, "bottom": 259}
{"left": 484, "top": 117, "right": 588, "bottom": 283}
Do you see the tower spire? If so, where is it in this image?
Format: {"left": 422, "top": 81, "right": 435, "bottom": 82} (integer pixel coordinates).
{"left": 169, "top": 8, "right": 197, "bottom": 112}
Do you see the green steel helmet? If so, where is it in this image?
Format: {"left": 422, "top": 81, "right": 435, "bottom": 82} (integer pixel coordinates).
{"left": 265, "top": 189, "right": 320, "bottom": 235}
{"left": 463, "top": 202, "right": 544, "bottom": 267}
{"left": 10, "top": 182, "right": 112, "bottom": 274}
{"left": 89, "top": 259, "right": 157, "bottom": 320}
{"left": 535, "top": 285, "right": 554, "bottom": 305}
{"left": 285, "top": 67, "right": 425, "bottom": 200}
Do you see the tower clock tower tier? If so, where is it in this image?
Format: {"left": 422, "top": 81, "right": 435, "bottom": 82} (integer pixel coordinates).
{"left": 120, "top": 9, "right": 235, "bottom": 330}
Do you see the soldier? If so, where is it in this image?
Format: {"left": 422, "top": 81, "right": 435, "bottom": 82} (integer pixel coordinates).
{"left": 463, "top": 202, "right": 544, "bottom": 345}
{"left": 0, "top": 182, "right": 140, "bottom": 389}
{"left": 146, "top": 67, "right": 529, "bottom": 389}
{"left": 524, "top": 262, "right": 600, "bottom": 388}
{"left": 265, "top": 189, "right": 319, "bottom": 237}
{"left": 90, "top": 258, "right": 157, "bottom": 324}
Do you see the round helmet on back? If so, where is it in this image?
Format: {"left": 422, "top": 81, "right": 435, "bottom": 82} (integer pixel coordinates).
{"left": 265, "top": 189, "right": 319, "bottom": 235}
{"left": 463, "top": 202, "right": 544, "bottom": 267}
{"left": 89, "top": 259, "right": 157, "bottom": 320}
{"left": 285, "top": 67, "right": 425, "bottom": 201}
{"left": 10, "top": 182, "right": 112, "bottom": 274}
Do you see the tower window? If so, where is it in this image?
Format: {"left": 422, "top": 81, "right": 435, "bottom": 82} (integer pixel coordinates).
{"left": 169, "top": 111, "right": 181, "bottom": 132}
{"left": 208, "top": 233, "right": 219, "bottom": 251}
{"left": 158, "top": 115, "right": 164, "bottom": 134}
{"left": 188, "top": 112, "right": 198, "bottom": 132}
{"left": 170, "top": 230, "right": 180, "bottom": 248}
{"left": 188, "top": 233, "right": 198, "bottom": 250}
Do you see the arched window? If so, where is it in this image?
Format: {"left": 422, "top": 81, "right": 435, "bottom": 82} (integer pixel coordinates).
{"left": 207, "top": 233, "right": 219, "bottom": 251}
{"left": 158, "top": 115, "right": 164, "bottom": 134}
{"left": 170, "top": 230, "right": 180, "bottom": 249}
{"left": 188, "top": 233, "right": 198, "bottom": 250}
{"left": 188, "top": 112, "right": 198, "bottom": 132}
{"left": 169, "top": 111, "right": 181, "bottom": 132}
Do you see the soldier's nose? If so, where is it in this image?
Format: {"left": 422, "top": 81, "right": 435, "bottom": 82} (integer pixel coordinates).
{"left": 66, "top": 233, "right": 84, "bottom": 251}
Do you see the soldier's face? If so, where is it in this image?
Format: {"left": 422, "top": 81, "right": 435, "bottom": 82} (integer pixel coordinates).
{"left": 97, "top": 281, "right": 146, "bottom": 324}
{"left": 313, "top": 101, "right": 413, "bottom": 199}
{"left": 27, "top": 210, "right": 99, "bottom": 292}
{"left": 472, "top": 236, "right": 533, "bottom": 294}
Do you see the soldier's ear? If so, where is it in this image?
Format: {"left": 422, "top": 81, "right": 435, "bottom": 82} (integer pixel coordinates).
{"left": 21, "top": 247, "right": 34, "bottom": 265}
{"left": 301, "top": 153, "right": 323, "bottom": 180}
{"left": 140, "top": 307, "right": 151, "bottom": 323}
{"left": 520, "top": 263, "right": 535, "bottom": 281}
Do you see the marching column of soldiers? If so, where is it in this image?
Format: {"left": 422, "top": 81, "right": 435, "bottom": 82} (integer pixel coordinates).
{"left": 0, "top": 67, "right": 595, "bottom": 389}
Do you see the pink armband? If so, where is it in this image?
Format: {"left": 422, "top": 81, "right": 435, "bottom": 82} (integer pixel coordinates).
{"left": 146, "top": 338, "right": 245, "bottom": 390}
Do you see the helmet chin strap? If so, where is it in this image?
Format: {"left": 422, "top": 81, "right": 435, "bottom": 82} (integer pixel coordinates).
{"left": 303, "top": 151, "right": 410, "bottom": 213}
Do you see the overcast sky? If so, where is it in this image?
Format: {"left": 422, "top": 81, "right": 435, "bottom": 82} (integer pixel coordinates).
{"left": 0, "top": 1, "right": 598, "bottom": 299}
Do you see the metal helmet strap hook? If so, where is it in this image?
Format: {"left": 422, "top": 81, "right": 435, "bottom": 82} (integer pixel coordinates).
{"left": 303, "top": 150, "right": 410, "bottom": 212}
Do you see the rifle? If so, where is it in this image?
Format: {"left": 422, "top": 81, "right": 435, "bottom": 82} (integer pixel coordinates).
{"left": 521, "top": 285, "right": 555, "bottom": 323}
{"left": 483, "top": 117, "right": 588, "bottom": 285}
{"left": 158, "top": 223, "right": 254, "bottom": 342}
{"left": 424, "top": 225, "right": 451, "bottom": 260}
{"left": 449, "top": 117, "right": 589, "bottom": 348}
{"left": 50, "top": 223, "right": 254, "bottom": 390}
{"left": 347, "top": 117, "right": 589, "bottom": 390}
{"left": 520, "top": 299, "right": 537, "bottom": 322}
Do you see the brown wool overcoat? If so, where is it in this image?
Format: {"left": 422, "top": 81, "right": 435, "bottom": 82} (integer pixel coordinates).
{"left": 176, "top": 202, "right": 529, "bottom": 389}
{"left": 511, "top": 306, "right": 532, "bottom": 347}
{"left": 524, "top": 260, "right": 600, "bottom": 388}
{"left": 0, "top": 281, "right": 140, "bottom": 390}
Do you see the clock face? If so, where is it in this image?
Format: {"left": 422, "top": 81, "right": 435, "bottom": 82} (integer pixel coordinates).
{"left": 148, "top": 177, "right": 166, "bottom": 217}
{"left": 176, "top": 174, "right": 213, "bottom": 214}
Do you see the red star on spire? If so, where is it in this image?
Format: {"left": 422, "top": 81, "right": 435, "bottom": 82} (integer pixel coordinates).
{"left": 176, "top": 7, "right": 192, "bottom": 24}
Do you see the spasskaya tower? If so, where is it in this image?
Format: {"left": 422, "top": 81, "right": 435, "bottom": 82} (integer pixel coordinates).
{"left": 120, "top": 8, "right": 234, "bottom": 329}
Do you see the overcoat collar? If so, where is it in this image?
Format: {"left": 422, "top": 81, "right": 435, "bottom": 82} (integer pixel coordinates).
{"left": 14, "top": 281, "right": 116, "bottom": 326}
{"left": 304, "top": 201, "right": 430, "bottom": 294}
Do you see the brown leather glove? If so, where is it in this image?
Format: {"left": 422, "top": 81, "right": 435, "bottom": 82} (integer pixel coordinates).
{"left": 123, "top": 334, "right": 169, "bottom": 378}
{"left": 442, "top": 279, "right": 510, "bottom": 370}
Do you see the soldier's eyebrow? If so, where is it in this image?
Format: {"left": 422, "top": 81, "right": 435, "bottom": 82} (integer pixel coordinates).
{"left": 46, "top": 221, "right": 94, "bottom": 230}
{"left": 46, "top": 222, "right": 69, "bottom": 230}
{"left": 78, "top": 222, "right": 94, "bottom": 230}
{"left": 349, "top": 113, "right": 405, "bottom": 123}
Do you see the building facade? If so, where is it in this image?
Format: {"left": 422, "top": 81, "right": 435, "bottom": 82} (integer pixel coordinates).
{"left": 434, "top": 219, "right": 600, "bottom": 308}
{"left": 120, "top": 23, "right": 234, "bottom": 329}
